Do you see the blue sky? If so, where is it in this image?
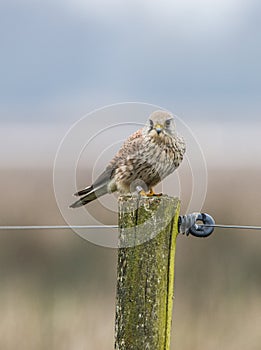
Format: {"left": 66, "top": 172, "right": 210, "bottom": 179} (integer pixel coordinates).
{"left": 0, "top": 0, "right": 260, "bottom": 123}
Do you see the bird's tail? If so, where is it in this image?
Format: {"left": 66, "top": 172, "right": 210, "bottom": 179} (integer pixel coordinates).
{"left": 70, "top": 184, "right": 108, "bottom": 208}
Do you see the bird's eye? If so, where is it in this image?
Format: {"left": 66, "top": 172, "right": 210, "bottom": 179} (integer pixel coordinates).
{"left": 165, "top": 119, "right": 171, "bottom": 127}
{"left": 149, "top": 119, "right": 153, "bottom": 128}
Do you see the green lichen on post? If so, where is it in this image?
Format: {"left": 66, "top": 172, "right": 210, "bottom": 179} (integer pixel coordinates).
{"left": 115, "top": 195, "right": 180, "bottom": 350}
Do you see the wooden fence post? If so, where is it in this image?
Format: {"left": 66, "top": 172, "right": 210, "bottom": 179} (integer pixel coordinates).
{"left": 115, "top": 195, "right": 180, "bottom": 350}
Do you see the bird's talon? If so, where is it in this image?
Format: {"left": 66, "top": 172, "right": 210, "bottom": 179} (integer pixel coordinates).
{"left": 147, "top": 189, "right": 162, "bottom": 197}
{"left": 147, "top": 192, "right": 162, "bottom": 197}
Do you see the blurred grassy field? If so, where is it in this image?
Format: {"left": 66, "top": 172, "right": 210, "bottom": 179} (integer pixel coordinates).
{"left": 0, "top": 168, "right": 261, "bottom": 349}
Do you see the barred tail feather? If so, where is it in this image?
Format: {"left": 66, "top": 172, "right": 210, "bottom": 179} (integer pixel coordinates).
{"left": 70, "top": 185, "right": 108, "bottom": 208}
{"left": 70, "top": 167, "right": 115, "bottom": 208}
{"left": 74, "top": 185, "right": 93, "bottom": 197}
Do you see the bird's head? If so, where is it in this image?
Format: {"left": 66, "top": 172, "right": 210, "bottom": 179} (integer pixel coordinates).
{"left": 146, "top": 110, "right": 176, "bottom": 138}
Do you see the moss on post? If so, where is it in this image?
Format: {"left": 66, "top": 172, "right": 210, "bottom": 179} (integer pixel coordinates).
{"left": 115, "top": 195, "right": 180, "bottom": 350}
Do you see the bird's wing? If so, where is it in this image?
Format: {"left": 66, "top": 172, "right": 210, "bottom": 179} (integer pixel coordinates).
{"left": 74, "top": 167, "right": 115, "bottom": 197}
{"left": 108, "top": 128, "right": 143, "bottom": 168}
{"left": 92, "top": 167, "right": 115, "bottom": 189}
{"left": 74, "top": 128, "right": 143, "bottom": 197}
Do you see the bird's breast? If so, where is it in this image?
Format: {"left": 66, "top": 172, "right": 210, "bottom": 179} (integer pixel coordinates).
{"left": 114, "top": 134, "right": 185, "bottom": 192}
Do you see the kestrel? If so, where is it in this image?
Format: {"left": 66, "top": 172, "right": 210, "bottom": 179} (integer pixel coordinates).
{"left": 70, "top": 110, "right": 186, "bottom": 208}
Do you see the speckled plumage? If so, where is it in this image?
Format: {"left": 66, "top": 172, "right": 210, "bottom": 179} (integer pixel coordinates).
{"left": 70, "top": 110, "right": 185, "bottom": 208}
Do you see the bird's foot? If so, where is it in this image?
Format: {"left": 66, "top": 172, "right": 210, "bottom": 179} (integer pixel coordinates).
{"left": 147, "top": 188, "right": 162, "bottom": 197}
{"left": 135, "top": 186, "right": 162, "bottom": 197}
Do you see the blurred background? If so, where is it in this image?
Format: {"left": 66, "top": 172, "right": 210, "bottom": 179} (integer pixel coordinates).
{"left": 1, "top": 0, "right": 261, "bottom": 349}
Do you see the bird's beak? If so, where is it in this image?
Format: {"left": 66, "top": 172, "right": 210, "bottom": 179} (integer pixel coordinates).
{"left": 154, "top": 124, "right": 163, "bottom": 135}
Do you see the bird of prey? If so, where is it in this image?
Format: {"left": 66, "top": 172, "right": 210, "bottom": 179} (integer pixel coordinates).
{"left": 70, "top": 110, "right": 186, "bottom": 208}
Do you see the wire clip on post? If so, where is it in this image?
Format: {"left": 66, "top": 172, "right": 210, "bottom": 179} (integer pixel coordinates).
{"left": 178, "top": 213, "right": 215, "bottom": 238}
